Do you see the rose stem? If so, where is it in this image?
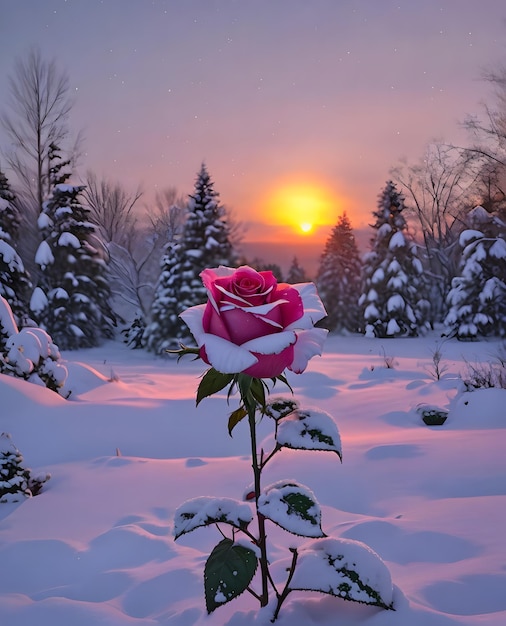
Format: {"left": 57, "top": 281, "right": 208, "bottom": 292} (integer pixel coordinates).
{"left": 247, "top": 401, "right": 269, "bottom": 607}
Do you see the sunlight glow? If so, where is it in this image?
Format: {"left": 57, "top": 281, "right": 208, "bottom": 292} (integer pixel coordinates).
{"left": 263, "top": 178, "right": 338, "bottom": 238}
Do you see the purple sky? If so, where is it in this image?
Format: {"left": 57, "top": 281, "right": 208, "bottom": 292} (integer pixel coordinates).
{"left": 1, "top": 0, "right": 505, "bottom": 274}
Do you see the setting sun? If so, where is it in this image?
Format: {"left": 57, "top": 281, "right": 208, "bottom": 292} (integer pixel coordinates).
{"left": 262, "top": 178, "right": 338, "bottom": 239}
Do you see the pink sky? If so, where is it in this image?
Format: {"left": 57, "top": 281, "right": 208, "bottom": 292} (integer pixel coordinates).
{"left": 1, "top": 1, "right": 506, "bottom": 274}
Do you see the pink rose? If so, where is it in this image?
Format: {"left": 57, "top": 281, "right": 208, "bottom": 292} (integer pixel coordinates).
{"left": 180, "top": 265, "right": 328, "bottom": 378}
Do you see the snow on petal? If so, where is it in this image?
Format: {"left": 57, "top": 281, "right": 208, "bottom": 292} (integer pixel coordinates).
{"left": 201, "top": 333, "right": 258, "bottom": 374}
{"left": 179, "top": 304, "right": 207, "bottom": 345}
{"left": 241, "top": 330, "right": 296, "bottom": 355}
{"left": 289, "top": 328, "right": 328, "bottom": 374}
{"left": 288, "top": 283, "right": 327, "bottom": 327}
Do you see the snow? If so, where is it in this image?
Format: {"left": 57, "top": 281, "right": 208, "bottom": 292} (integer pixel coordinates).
{"left": 0, "top": 239, "right": 20, "bottom": 267}
{"left": 35, "top": 240, "right": 55, "bottom": 268}
{"left": 58, "top": 231, "right": 81, "bottom": 248}
{"left": 490, "top": 238, "right": 506, "bottom": 259}
{"left": 0, "top": 332, "right": 505, "bottom": 625}
{"left": 29, "top": 287, "right": 48, "bottom": 315}
{"left": 389, "top": 231, "right": 406, "bottom": 249}
{"left": 459, "top": 229, "right": 483, "bottom": 246}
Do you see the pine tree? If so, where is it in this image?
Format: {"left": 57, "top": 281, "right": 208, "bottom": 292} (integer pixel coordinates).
{"left": 316, "top": 212, "right": 362, "bottom": 333}
{"left": 286, "top": 256, "right": 309, "bottom": 284}
{"left": 31, "top": 184, "right": 116, "bottom": 349}
{"left": 143, "top": 164, "right": 236, "bottom": 353}
{"left": 359, "top": 181, "right": 430, "bottom": 338}
{"left": 444, "top": 206, "right": 506, "bottom": 340}
{"left": 0, "top": 168, "right": 32, "bottom": 326}
{"left": 0, "top": 433, "right": 50, "bottom": 503}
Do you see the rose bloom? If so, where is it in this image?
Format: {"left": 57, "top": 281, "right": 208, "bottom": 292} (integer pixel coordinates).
{"left": 180, "top": 265, "right": 328, "bottom": 378}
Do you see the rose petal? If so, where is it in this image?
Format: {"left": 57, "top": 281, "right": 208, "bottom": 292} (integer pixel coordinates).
{"left": 285, "top": 283, "right": 327, "bottom": 329}
{"left": 221, "top": 307, "right": 284, "bottom": 344}
{"left": 220, "top": 300, "right": 288, "bottom": 317}
{"left": 179, "top": 304, "right": 207, "bottom": 345}
{"left": 243, "top": 347, "right": 294, "bottom": 378}
{"left": 202, "top": 333, "right": 258, "bottom": 374}
{"left": 241, "top": 330, "right": 297, "bottom": 355}
{"left": 289, "top": 328, "right": 328, "bottom": 374}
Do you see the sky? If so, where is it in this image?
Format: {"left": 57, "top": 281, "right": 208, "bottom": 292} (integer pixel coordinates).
{"left": 1, "top": 0, "right": 506, "bottom": 273}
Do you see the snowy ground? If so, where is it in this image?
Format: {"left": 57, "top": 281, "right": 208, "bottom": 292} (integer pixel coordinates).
{"left": 0, "top": 331, "right": 505, "bottom": 626}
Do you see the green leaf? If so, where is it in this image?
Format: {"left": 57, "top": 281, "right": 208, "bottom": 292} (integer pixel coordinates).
{"left": 204, "top": 538, "right": 258, "bottom": 613}
{"left": 276, "top": 408, "right": 342, "bottom": 460}
{"left": 174, "top": 497, "right": 253, "bottom": 540}
{"left": 196, "top": 369, "right": 234, "bottom": 406}
{"left": 228, "top": 406, "right": 248, "bottom": 436}
{"left": 274, "top": 373, "right": 294, "bottom": 394}
{"left": 258, "top": 480, "right": 325, "bottom": 538}
{"left": 289, "top": 538, "right": 394, "bottom": 610}
{"left": 250, "top": 377, "right": 266, "bottom": 410}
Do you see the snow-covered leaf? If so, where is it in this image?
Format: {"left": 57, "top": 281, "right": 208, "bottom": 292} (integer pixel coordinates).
{"left": 264, "top": 397, "right": 299, "bottom": 420}
{"left": 290, "top": 537, "right": 394, "bottom": 610}
{"left": 174, "top": 497, "right": 253, "bottom": 539}
{"left": 204, "top": 538, "right": 258, "bottom": 613}
{"left": 277, "top": 408, "right": 342, "bottom": 459}
{"left": 258, "top": 481, "right": 325, "bottom": 537}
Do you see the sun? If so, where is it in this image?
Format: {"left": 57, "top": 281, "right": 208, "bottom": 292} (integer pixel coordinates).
{"left": 263, "top": 178, "right": 336, "bottom": 237}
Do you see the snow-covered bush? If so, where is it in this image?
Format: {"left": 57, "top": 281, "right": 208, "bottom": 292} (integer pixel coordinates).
{"left": 461, "top": 355, "right": 506, "bottom": 390}
{"left": 0, "top": 433, "right": 50, "bottom": 503}
{"left": 444, "top": 206, "right": 506, "bottom": 340}
{"left": 0, "top": 296, "right": 68, "bottom": 394}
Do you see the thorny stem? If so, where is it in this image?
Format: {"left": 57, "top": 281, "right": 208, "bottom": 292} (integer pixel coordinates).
{"left": 247, "top": 401, "right": 270, "bottom": 608}
{"left": 271, "top": 548, "right": 298, "bottom": 622}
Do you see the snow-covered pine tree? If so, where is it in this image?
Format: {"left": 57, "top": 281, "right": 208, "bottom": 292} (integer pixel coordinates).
{"left": 143, "top": 163, "right": 236, "bottom": 353}
{"left": 286, "top": 256, "right": 309, "bottom": 284}
{"left": 0, "top": 168, "right": 32, "bottom": 326}
{"left": 359, "top": 181, "right": 430, "bottom": 338}
{"left": 48, "top": 142, "right": 72, "bottom": 188}
{"left": 316, "top": 212, "right": 362, "bottom": 333}
{"left": 0, "top": 433, "right": 50, "bottom": 503}
{"left": 444, "top": 205, "right": 506, "bottom": 340}
{"left": 31, "top": 184, "right": 116, "bottom": 349}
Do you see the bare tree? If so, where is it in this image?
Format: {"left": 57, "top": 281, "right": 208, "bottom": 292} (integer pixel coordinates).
{"left": 1, "top": 48, "right": 77, "bottom": 212}
{"left": 464, "top": 65, "right": 506, "bottom": 167}
{"left": 391, "top": 143, "right": 482, "bottom": 322}
{"left": 83, "top": 170, "right": 142, "bottom": 249}
{"left": 1, "top": 49, "right": 82, "bottom": 279}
